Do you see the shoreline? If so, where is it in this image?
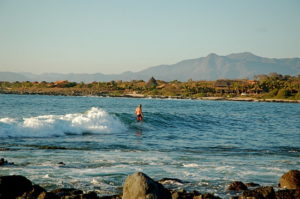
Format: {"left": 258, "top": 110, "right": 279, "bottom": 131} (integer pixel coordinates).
{"left": 0, "top": 170, "right": 299, "bottom": 199}
{"left": 1, "top": 91, "right": 300, "bottom": 103}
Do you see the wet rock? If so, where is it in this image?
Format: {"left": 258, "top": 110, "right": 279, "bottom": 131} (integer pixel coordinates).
{"left": 170, "top": 189, "right": 198, "bottom": 199}
{"left": 245, "top": 182, "right": 260, "bottom": 187}
{"left": 99, "top": 194, "right": 122, "bottom": 199}
{"left": 195, "top": 193, "right": 222, "bottom": 199}
{"left": 275, "top": 189, "right": 296, "bottom": 199}
{"left": 79, "top": 191, "right": 99, "bottom": 199}
{"left": 50, "top": 190, "right": 99, "bottom": 199}
{"left": 0, "top": 175, "right": 33, "bottom": 199}
{"left": 239, "top": 190, "right": 264, "bottom": 199}
{"left": 58, "top": 162, "right": 66, "bottom": 166}
{"left": 0, "top": 158, "right": 14, "bottom": 166}
{"left": 170, "top": 190, "right": 221, "bottom": 199}
{"left": 295, "top": 188, "right": 300, "bottom": 199}
{"left": 122, "top": 172, "right": 172, "bottom": 199}
{"left": 158, "top": 178, "right": 185, "bottom": 185}
{"left": 37, "top": 191, "right": 59, "bottom": 199}
{"left": 255, "top": 186, "right": 276, "bottom": 199}
{"left": 38, "top": 145, "right": 67, "bottom": 150}
{"left": 279, "top": 170, "right": 300, "bottom": 189}
{"left": 239, "top": 186, "right": 275, "bottom": 199}
{"left": 51, "top": 188, "right": 83, "bottom": 197}
{"left": 227, "top": 181, "right": 248, "bottom": 191}
{"left": 17, "top": 184, "right": 46, "bottom": 199}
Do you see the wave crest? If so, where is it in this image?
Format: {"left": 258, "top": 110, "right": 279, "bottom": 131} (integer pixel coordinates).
{"left": 0, "top": 107, "right": 126, "bottom": 137}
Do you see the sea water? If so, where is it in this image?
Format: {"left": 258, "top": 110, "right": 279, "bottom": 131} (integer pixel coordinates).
{"left": 0, "top": 94, "right": 299, "bottom": 198}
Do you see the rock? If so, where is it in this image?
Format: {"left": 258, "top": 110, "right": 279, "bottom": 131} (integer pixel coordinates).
{"left": 239, "top": 186, "right": 275, "bottom": 199}
{"left": 50, "top": 190, "right": 99, "bottom": 199}
{"left": 58, "top": 162, "right": 66, "bottom": 166}
{"left": 239, "top": 190, "right": 264, "bottom": 199}
{"left": 275, "top": 189, "right": 296, "bottom": 199}
{"left": 255, "top": 186, "right": 276, "bottom": 199}
{"left": 16, "top": 184, "right": 46, "bottom": 199}
{"left": 158, "top": 178, "right": 184, "bottom": 185}
{"left": 0, "top": 175, "right": 33, "bottom": 199}
{"left": 170, "top": 189, "right": 198, "bottom": 199}
{"left": 51, "top": 188, "right": 83, "bottom": 197}
{"left": 80, "top": 191, "right": 99, "bottom": 199}
{"left": 245, "top": 182, "right": 260, "bottom": 187}
{"left": 0, "top": 158, "right": 14, "bottom": 166}
{"left": 170, "top": 190, "right": 221, "bottom": 199}
{"left": 227, "top": 181, "right": 248, "bottom": 191}
{"left": 279, "top": 170, "right": 300, "bottom": 189}
{"left": 295, "top": 188, "right": 300, "bottom": 199}
{"left": 122, "top": 172, "right": 172, "bottom": 199}
{"left": 37, "top": 191, "right": 59, "bottom": 199}
{"left": 99, "top": 194, "right": 122, "bottom": 199}
{"left": 194, "top": 193, "right": 222, "bottom": 199}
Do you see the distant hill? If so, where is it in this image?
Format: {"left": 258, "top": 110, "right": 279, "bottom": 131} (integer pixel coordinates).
{"left": 1, "top": 52, "right": 300, "bottom": 82}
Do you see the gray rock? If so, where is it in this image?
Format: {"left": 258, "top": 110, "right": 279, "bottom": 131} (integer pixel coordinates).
{"left": 122, "top": 172, "right": 171, "bottom": 199}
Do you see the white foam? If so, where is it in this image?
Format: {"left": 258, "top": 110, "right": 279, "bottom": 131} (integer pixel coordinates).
{"left": 183, "top": 163, "right": 199, "bottom": 168}
{"left": 0, "top": 107, "right": 126, "bottom": 138}
{"left": 43, "top": 174, "right": 50, "bottom": 178}
{"left": 0, "top": 117, "right": 17, "bottom": 123}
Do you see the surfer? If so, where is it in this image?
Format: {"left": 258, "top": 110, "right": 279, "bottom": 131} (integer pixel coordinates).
{"left": 135, "top": 104, "right": 143, "bottom": 121}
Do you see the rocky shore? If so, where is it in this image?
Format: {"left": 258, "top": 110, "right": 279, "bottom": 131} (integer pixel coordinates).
{"left": 0, "top": 169, "right": 299, "bottom": 199}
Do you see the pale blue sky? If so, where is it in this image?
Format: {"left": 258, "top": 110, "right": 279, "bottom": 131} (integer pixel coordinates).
{"left": 0, "top": 0, "right": 299, "bottom": 74}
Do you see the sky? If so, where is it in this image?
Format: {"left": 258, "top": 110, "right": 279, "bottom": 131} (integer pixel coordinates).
{"left": 0, "top": 0, "right": 299, "bottom": 74}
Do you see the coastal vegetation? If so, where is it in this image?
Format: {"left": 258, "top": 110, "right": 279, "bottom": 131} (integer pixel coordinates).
{"left": 0, "top": 73, "right": 299, "bottom": 101}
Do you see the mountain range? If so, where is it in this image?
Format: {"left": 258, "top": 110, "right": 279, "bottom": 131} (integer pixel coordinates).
{"left": 1, "top": 52, "right": 299, "bottom": 82}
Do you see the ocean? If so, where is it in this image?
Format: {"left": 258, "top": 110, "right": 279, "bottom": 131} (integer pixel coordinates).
{"left": 0, "top": 94, "right": 299, "bottom": 198}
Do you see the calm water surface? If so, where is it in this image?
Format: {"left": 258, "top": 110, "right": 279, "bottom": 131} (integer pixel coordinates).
{"left": 0, "top": 94, "right": 299, "bottom": 198}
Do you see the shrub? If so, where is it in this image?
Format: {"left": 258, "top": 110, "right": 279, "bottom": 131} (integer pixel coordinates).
{"left": 294, "top": 91, "right": 300, "bottom": 100}
{"left": 276, "top": 89, "right": 291, "bottom": 98}
{"left": 266, "top": 89, "right": 278, "bottom": 97}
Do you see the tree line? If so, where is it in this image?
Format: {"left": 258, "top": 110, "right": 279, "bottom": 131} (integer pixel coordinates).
{"left": 0, "top": 73, "right": 299, "bottom": 100}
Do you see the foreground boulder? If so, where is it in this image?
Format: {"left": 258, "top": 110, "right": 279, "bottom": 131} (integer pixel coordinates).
{"left": 122, "top": 172, "right": 171, "bottom": 199}
{"left": 275, "top": 189, "right": 297, "bottom": 199}
{"left": 18, "top": 184, "right": 46, "bottom": 199}
{"left": 170, "top": 189, "right": 221, "bottom": 199}
{"left": 36, "top": 191, "right": 59, "bottom": 199}
{"left": 51, "top": 188, "right": 83, "bottom": 197}
{"left": 227, "top": 181, "right": 248, "bottom": 191}
{"left": 279, "top": 170, "right": 300, "bottom": 189}
{"left": 0, "top": 175, "right": 33, "bottom": 199}
{"left": 239, "top": 186, "right": 275, "bottom": 199}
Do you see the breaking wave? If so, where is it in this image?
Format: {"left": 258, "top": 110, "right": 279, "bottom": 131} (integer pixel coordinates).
{"left": 0, "top": 107, "right": 126, "bottom": 137}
